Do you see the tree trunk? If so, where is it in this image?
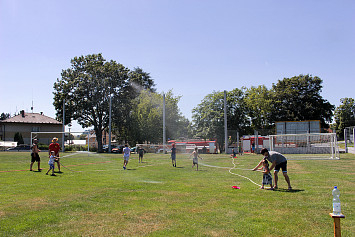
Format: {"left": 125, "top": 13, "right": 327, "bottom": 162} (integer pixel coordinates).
{"left": 95, "top": 127, "right": 103, "bottom": 153}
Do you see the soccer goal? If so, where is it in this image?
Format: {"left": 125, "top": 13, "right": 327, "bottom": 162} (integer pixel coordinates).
{"left": 269, "top": 133, "right": 340, "bottom": 159}
{"left": 31, "top": 131, "right": 91, "bottom": 152}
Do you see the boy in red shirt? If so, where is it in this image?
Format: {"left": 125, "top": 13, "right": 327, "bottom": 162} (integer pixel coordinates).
{"left": 49, "top": 137, "right": 61, "bottom": 173}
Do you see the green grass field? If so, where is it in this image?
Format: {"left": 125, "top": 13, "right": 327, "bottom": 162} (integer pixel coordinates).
{"left": 1, "top": 151, "right": 354, "bottom": 236}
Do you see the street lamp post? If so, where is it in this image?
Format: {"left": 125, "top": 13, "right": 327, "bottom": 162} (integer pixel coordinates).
{"left": 108, "top": 90, "right": 112, "bottom": 153}
{"left": 224, "top": 90, "right": 228, "bottom": 154}
{"left": 163, "top": 93, "right": 166, "bottom": 154}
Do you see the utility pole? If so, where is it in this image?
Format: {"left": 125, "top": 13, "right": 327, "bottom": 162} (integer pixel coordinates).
{"left": 62, "top": 99, "right": 65, "bottom": 152}
{"left": 224, "top": 90, "right": 228, "bottom": 154}
{"left": 109, "top": 92, "right": 112, "bottom": 153}
{"left": 163, "top": 93, "right": 166, "bottom": 153}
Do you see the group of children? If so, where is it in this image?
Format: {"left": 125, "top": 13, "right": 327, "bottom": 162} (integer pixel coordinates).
{"left": 31, "top": 139, "right": 280, "bottom": 189}
{"left": 170, "top": 144, "right": 203, "bottom": 169}
{"left": 122, "top": 144, "right": 203, "bottom": 171}
{"left": 171, "top": 145, "right": 203, "bottom": 171}
{"left": 124, "top": 144, "right": 275, "bottom": 190}
{"left": 120, "top": 143, "right": 277, "bottom": 189}
{"left": 30, "top": 137, "right": 62, "bottom": 176}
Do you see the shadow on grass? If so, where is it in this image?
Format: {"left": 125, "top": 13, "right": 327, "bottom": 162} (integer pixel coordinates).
{"left": 175, "top": 166, "right": 184, "bottom": 168}
{"left": 273, "top": 188, "right": 304, "bottom": 193}
{"left": 126, "top": 168, "right": 137, "bottom": 171}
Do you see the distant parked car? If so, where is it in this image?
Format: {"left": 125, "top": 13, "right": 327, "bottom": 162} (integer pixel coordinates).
{"left": 112, "top": 145, "right": 124, "bottom": 153}
{"left": 103, "top": 144, "right": 120, "bottom": 153}
{"left": 131, "top": 147, "right": 146, "bottom": 154}
{"left": 7, "top": 144, "right": 31, "bottom": 151}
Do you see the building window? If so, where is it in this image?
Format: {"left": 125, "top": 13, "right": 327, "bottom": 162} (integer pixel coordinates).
{"left": 32, "top": 127, "right": 40, "bottom": 132}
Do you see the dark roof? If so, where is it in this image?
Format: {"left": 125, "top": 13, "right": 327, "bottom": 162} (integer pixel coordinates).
{"left": 1, "top": 112, "right": 62, "bottom": 125}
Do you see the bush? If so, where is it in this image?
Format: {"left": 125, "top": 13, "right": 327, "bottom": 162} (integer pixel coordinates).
{"left": 63, "top": 145, "right": 97, "bottom": 152}
{"left": 14, "top": 132, "right": 24, "bottom": 144}
{"left": 38, "top": 144, "right": 49, "bottom": 150}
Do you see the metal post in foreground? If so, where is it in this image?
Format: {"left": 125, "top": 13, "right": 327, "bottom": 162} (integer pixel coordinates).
{"left": 329, "top": 213, "right": 345, "bottom": 237}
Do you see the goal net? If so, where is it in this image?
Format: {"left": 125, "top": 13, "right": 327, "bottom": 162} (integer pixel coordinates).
{"left": 269, "top": 133, "right": 340, "bottom": 159}
{"left": 31, "top": 131, "right": 91, "bottom": 152}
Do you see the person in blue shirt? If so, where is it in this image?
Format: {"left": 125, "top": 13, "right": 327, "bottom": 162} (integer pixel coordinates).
{"left": 171, "top": 144, "right": 177, "bottom": 167}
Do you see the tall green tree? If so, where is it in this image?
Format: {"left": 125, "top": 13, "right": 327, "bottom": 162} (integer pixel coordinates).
{"left": 125, "top": 90, "right": 162, "bottom": 144}
{"left": 244, "top": 85, "right": 273, "bottom": 132}
{"left": 129, "top": 67, "right": 156, "bottom": 93}
{"left": 334, "top": 98, "right": 355, "bottom": 139}
{"left": 53, "top": 54, "right": 130, "bottom": 152}
{"left": 128, "top": 90, "right": 188, "bottom": 145}
{"left": 14, "top": 132, "right": 24, "bottom": 144}
{"left": 270, "top": 74, "right": 334, "bottom": 127}
{"left": 113, "top": 67, "right": 156, "bottom": 144}
{"left": 192, "top": 89, "right": 248, "bottom": 152}
{"left": 164, "top": 91, "right": 190, "bottom": 141}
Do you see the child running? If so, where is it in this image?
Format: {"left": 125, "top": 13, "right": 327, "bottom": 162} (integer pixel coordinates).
{"left": 46, "top": 151, "right": 58, "bottom": 176}
{"left": 171, "top": 144, "right": 177, "bottom": 167}
{"left": 259, "top": 158, "right": 273, "bottom": 190}
{"left": 122, "top": 144, "right": 131, "bottom": 170}
{"left": 230, "top": 149, "right": 237, "bottom": 158}
{"left": 189, "top": 147, "right": 203, "bottom": 171}
{"left": 138, "top": 146, "right": 144, "bottom": 163}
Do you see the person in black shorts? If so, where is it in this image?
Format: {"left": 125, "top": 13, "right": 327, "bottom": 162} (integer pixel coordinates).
{"left": 253, "top": 148, "right": 292, "bottom": 190}
{"left": 138, "top": 146, "right": 144, "bottom": 163}
{"left": 171, "top": 144, "right": 177, "bottom": 167}
{"left": 30, "top": 139, "right": 41, "bottom": 171}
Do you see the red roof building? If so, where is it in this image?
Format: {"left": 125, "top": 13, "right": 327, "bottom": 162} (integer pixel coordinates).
{"left": 0, "top": 110, "right": 62, "bottom": 145}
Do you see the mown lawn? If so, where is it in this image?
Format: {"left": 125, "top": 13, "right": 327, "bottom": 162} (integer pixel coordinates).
{"left": 0, "top": 151, "right": 354, "bottom": 236}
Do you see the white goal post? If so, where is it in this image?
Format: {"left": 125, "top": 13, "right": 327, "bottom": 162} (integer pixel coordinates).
{"left": 269, "top": 133, "right": 340, "bottom": 159}
{"left": 31, "top": 131, "right": 90, "bottom": 152}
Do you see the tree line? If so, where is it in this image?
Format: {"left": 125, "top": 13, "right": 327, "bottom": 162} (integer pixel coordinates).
{"left": 5, "top": 53, "right": 354, "bottom": 152}
{"left": 51, "top": 54, "right": 355, "bottom": 152}
{"left": 2, "top": 54, "right": 353, "bottom": 150}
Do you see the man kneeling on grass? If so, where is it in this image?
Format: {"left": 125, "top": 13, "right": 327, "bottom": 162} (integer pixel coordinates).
{"left": 46, "top": 151, "right": 58, "bottom": 176}
{"left": 253, "top": 148, "right": 292, "bottom": 190}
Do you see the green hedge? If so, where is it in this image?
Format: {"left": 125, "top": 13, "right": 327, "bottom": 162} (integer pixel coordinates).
{"left": 37, "top": 144, "right": 98, "bottom": 152}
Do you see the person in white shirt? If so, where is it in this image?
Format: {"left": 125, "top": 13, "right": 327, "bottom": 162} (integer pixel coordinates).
{"left": 46, "top": 151, "right": 58, "bottom": 176}
{"left": 122, "top": 144, "right": 131, "bottom": 170}
{"left": 189, "top": 147, "right": 203, "bottom": 171}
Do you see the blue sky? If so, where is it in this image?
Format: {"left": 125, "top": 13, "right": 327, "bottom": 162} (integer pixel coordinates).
{"left": 1, "top": 0, "right": 354, "bottom": 131}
